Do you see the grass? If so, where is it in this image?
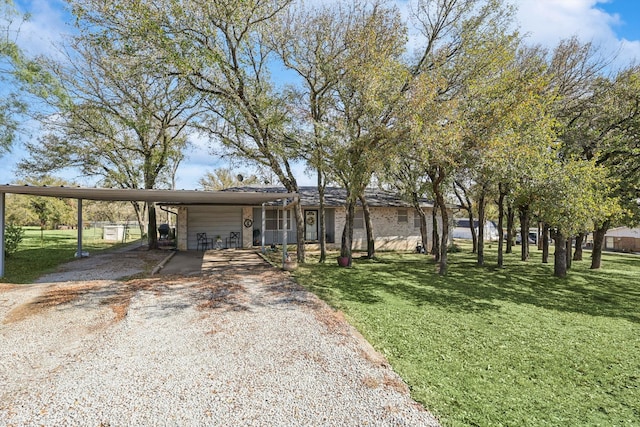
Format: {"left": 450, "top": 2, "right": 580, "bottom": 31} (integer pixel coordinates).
{"left": 294, "top": 245, "right": 640, "bottom": 426}
{"left": 2, "top": 226, "right": 143, "bottom": 284}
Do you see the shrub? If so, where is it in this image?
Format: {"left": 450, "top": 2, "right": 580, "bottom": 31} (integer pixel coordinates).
{"left": 4, "top": 223, "right": 25, "bottom": 257}
{"left": 447, "top": 243, "right": 462, "bottom": 253}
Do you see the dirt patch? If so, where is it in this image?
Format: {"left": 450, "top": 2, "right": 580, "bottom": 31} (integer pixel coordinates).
{"left": 197, "top": 282, "right": 249, "bottom": 311}
{"left": 3, "top": 278, "right": 169, "bottom": 324}
{"left": 383, "top": 372, "right": 410, "bottom": 394}
{"left": 0, "top": 284, "right": 18, "bottom": 292}
{"left": 312, "top": 307, "right": 351, "bottom": 337}
{"left": 3, "top": 282, "right": 105, "bottom": 324}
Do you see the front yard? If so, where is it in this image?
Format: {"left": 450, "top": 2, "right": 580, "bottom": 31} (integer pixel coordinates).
{"left": 294, "top": 246, "right": 640, "bottom": 426}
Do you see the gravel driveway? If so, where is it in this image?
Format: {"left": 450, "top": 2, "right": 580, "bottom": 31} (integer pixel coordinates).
{"left": 0, "top": 248, "right": 439, "bottom": 426}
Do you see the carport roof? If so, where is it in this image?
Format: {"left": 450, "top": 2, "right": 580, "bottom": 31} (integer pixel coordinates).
{"left": 0, "top": 184, "right": 297, "bottom": 205}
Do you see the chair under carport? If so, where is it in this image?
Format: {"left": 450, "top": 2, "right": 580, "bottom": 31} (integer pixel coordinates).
{"left": 227, "top": 231, "right": 240, "bottom": 249}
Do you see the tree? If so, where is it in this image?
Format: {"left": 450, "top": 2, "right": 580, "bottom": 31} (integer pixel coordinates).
{"left": 0, "top": 0, "right": 27, "bottom": 154}
{"left": 270, "top": 1, "right": 349, "bottom": 264}
{"left": 453, "top": 178, "right": 478, "bottom": 253}
{"left": 8, "top": 176, "right": 77, "bottom": 239}
{"left": 383, "top": 155, "right": 434, "bottom": 254}
{"left": 323, "top": 0, "right": 407, "bottom": 264}
{"left": 401, "top": 0, "right": 518, "bottom": 274}
{"left": 110, "top": 0, "right": 313, "bottom": 261}
{"left": 18, "top": 5, "right": 202, "bottom": 248}
{"left": 3, "top": 223, "right": 24, "bottom": 257}
{"left": 537, "top": 159, "right": 611, "bottom": 278}
{"left": 198, "top": 168, "right": 259, "bottom": 191}
{"left": 587, "top": 66, "right": 640, "bottom": 268}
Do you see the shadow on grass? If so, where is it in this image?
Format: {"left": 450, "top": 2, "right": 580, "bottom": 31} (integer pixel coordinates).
{"left": 298, "top": 251, "right": 640, "bottom": 324}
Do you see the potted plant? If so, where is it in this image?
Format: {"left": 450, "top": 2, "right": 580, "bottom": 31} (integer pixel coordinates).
{"left": 283, "top": 254, "right": 297, "bottom": 271}
{"left": 337, "top": 255, "right": 350, "bottom": 267}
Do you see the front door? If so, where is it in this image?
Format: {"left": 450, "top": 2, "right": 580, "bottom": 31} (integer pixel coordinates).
{"left": 304, "top": 210, "right": 318, "bottom": 241}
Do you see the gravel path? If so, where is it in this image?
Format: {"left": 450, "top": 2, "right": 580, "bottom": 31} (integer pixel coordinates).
{"left": 0, "top": 249, "right": 440, "bottom": 426}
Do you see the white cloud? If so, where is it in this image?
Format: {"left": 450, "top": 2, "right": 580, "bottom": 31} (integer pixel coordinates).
{"left": 514, "top": 0, "right": 639, "bottom": 66}
{"left": 515, "top": 0, "right": 617, "bottom": 44}
{"left": 14, "top": 0, "right": 71, "bottom": 58}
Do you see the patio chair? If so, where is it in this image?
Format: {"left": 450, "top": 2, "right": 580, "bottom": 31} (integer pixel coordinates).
{"left": 228, "top": 231, "right": 240, "bottom": 249}
{"left": 196, "top": 233, "right": 211, "bottom": 251}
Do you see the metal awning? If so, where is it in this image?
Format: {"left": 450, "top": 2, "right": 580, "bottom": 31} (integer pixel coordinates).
{"left": 0, "top": 185, "right": 298, "bottom": 278}
{"left": 0, "top": 184, "right": 297, "bottom": 204}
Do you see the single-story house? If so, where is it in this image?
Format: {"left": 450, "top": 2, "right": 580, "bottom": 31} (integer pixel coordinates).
{"left": 452, "top": 219, "right": 500, "bottom": 241}
{"left": 604, "top": 227, "right": 640, "bottom": 253}
{"left": 0, "top": 184, "right": 453, "bottom": 278}
{"left": 164, "top": 186, "right": 452, "bottom": 252}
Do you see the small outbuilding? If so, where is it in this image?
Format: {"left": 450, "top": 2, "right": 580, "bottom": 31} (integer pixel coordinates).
{"left": 453, "top": 219, "right": 500, "bottom": 241}
{"left": 604, "top": 227, "right": 640, "bottom": 253}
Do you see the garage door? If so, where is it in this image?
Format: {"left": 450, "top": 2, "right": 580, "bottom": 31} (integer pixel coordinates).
{"left": 187, "top": 206, "right": 242, "bottom": 250}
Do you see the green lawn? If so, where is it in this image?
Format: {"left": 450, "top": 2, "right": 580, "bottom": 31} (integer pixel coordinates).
{"left": 2, "top": 226, "right": 142, "bottom": 283}
{"left": 294, "top": 245, "right": 640, "bottom": 426}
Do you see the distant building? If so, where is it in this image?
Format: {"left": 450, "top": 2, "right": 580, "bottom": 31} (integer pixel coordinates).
{"left": 604, "top": 227, "right": 640, "bottom": 253}
{"left": 453, "top": 219, "right": 500, "bottom": 241}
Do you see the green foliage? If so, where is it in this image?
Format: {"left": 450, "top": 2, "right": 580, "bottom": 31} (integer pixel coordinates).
{"left": 0, "top": 0, "right": 26, "bottom": 154}
{"left": 5, "top": 177, "right": 77, "bottom": 229}
{"left": 446, "top": 243, "right": 461, "bottom": 253}
{"left": 295, "top": 247, "right": 640, "bottom": 426}
{"left": 198, "top": 168, "right": 260, "bottom": 191}
{"left": 3, "top": 223, "right": 24, "bottom": 257}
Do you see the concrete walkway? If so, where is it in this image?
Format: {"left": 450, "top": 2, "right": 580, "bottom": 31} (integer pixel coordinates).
{"left": 157, "top": 249, "right": 278, "bottom": 277}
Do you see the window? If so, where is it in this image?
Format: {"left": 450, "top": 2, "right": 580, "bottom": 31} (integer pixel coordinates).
{"left": 354, "top": 210, "right": 364, "bottom": 229}
{"left": 265, "top": 210, "right": 292, "bottom": 231}
{"left": 397, "top": 209, "right": 408, "bottom": 223}
{"left": 414, "top": 211, "right": 422, "bottom": 229}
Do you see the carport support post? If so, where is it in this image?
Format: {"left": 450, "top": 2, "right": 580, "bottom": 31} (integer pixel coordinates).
{"left": 261, "top": 203, "right": 266, "bottom": 253}
{"left": 76, "top": 198, "right": 83, "bottom": 257}
{"left": 0, "top": 192, "right": 5, "bottom": 278}
{"left": 282, "top": 198, "right": 288, "bottom": 269}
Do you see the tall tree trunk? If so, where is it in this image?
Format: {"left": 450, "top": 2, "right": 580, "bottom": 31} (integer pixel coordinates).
{"left": 506, "top": 204, "right": 515, "bottom": 254}
{"left": 566, "top": 236, "right": 573, "bottom": 270}
{"left": 437, "top": 195, "right": 449, "bottom": 276}
{"left": 359, "top": 195, "right": 375, "bottom": 259}
{"left": 497, "top": 184, "right": 506, "bottom": 268}
{"left": 131, "top": 201, "right": 146, "bottom": 241}
{"left": 542, "top": 223, "right": 550, "bottom": 264}
{"left": 148, "top": 202, "right": 158, "bottom": 249}
{"left": 519, "top": 204, "right": 530, "bottom": 261}
{"left": 318, "top": 172, "right": 327, "bottom": 263}
{"left": 553, "top": 230, "right": 568, "bottom": 278}
{"left": 340, "top": 199, "right": 355, "bottom": 266}
{"left": 454, "top": 181, "right": 477, "bottom": 253}
{"left": 573, "top": 232, "right": 585, "bottom": 261}
{"left": 591, "top": 221, "right": 609, "bottom": 269}
{"left": 432, "top": 176, "right": 449, "bottom": 275}
{"left": 412, "top": 192, "right": 429, "bottom": 253}
{"left": 537, "top": 221, "right": 543, "bottom": 250}
{"left": 293, "top": 202, "right": 306, "bottom": 263}
{"left": 432, "top": 198, "right": 440, "bottom": 262}
{"left": 477, "top": 187, "right": 487, "bottom": 266}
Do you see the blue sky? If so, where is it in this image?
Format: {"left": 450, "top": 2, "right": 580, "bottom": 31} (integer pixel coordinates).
{"left": 599, "top": 0, "right": 640, "bottom": 40}
{"left": 3, "top": 0, "right": 640, "bottom": 189}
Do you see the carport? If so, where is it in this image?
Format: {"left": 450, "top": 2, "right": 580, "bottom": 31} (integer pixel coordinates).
{"left": 0, "top": 184, "right": 297, "bottom": 278}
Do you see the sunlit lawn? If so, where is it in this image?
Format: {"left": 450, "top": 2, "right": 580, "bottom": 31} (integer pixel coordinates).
{"left": 2, "top": 226, "right": 142, "bottom": 283}
{"left": 294, "top": 244, "right": 640, "bottom": 426}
